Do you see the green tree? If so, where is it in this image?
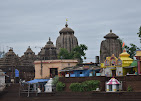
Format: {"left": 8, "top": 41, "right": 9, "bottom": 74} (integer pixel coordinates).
{"left": 137, "top": 26, "right": 141, "bottom": 43}
{"left": 124, "top": 44, "right": 140, "bottom": 59}
{"left": 71, "top": 44, "right": 88, "bottom": 63}
{"left": 58, "top": 48, "right": 71, "bottom": 59}
{"left": 58, "top": 44, "right": 88, "bottom": 63}
{"left": 118, "top": 38, "right": 140, "bottom": 59}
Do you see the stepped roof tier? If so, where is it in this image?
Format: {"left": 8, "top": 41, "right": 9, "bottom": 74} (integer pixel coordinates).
{"left": 119, "top": 49, "right": 133, "bottom": 67}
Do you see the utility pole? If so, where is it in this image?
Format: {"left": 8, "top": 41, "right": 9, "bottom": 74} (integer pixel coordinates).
{"left": 35, "top": 46, "right": 43, "bottom": 78}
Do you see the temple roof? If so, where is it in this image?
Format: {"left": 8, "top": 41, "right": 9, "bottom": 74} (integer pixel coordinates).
{"left": 119, "top": 49, "right": 130, "bottom": 57}
{"left": 45, "top": 37, "right": 55, "bottom": 48}
{"left": 6, "top": 48, "right": 16, "bottom": 56}
{"left": 59, "top": 23, "right": 74, "bottom": 34}
{"left": 106, "top": 78, "right": 120, "bottom": 85}
{"left": 135, "top": 50, "right": 141, "bottom": 57}
{"left": 104, "top": 30, "right": 119, "bottom": 39}
{"left": 25, "top": 46, "right": 34, "bottom": 53}
{"left": 119, "top": 49, "right": 133, "bottom": 67}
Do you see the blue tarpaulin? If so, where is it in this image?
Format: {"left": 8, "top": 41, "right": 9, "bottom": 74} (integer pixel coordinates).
{"left": 15, "top": 69, "right": 19, "bottom": 77}
{"left": 27, "top": 79, "right": 49, "bottom": 84}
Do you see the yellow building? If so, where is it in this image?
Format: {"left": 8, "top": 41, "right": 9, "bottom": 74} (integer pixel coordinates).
{"left": 101, "top": 50, "right": 134, "bottom": 76}
{"left": 34, "top": 59, "right": 78, "bottom": 79}
{"left": 120, "top": 49, "right": 134, "bottom": 75}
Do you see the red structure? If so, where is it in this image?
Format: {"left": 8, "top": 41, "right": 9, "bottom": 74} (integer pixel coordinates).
{"left": 135, "top": 50, "right": 141, "bottom": 74}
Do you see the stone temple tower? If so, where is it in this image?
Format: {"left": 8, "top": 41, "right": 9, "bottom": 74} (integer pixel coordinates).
{"left": 38, "top": 38, "right": 57, "bottom": 60}
{"left": 56, "top": 23, "right": 78, "bottom": 53}
{"left": 100, "top": 30, "right": 122, "bottom": 63}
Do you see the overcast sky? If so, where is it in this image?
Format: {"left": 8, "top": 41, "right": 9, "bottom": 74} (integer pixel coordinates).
{"left": 0, "top": 0, "right": 141, "bottom": 62}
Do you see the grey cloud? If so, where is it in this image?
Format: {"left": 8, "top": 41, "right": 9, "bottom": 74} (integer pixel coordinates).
{"left": 0, "top": 0, "right": 141, "bottom": 62}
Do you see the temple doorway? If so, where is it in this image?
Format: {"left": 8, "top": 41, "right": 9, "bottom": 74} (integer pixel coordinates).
{"left": 112, "top": 70, "right": 116, "bottom": 77}
{"left": 50, "top": 68, "right": 58, "bottom": 78}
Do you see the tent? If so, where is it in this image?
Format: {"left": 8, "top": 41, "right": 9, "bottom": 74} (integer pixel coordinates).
{"left": 27, "top": 79, "right": 49, "bottom": 84}
{"left": 25, "top": 79, "right": 49, "bottom": 97}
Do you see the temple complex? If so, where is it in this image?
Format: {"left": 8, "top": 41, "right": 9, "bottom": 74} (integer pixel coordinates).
{"left": 0, "top": 48, "right": 35, "bottom": 82}
{"left": 38, "top": 38, "right": 57, "bottom": 60}
{"left": 0, "top": 22, "right": 80, "bottom": 82}
{"left": 56, "top": 23, "right": 78, "bottom": 53}
{"left": 100, "top": 30, "right": 122, "bottom": 63}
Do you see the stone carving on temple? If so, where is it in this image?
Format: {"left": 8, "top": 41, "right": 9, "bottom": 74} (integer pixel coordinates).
{"left": 0, "top": 48, "right": 20, "bottom": 67}
{"left": 104, "top": 54, "right": 122, "bottom": 67}
{"left": 100, "top": 30, "right": 122, "bottom": 63}
{"left": 56, "top": 23, "right": 78, "bottom": 53}
{"left": 20, "top": 46, "right": 37, "bottom": 66}
{"left": 38, "top": 37, "right": 57, "bottom": 60}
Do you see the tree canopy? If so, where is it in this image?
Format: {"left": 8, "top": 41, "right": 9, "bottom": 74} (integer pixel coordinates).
{"left": 124, "top": 44, "right": 140, "bottom": 59}
{"left": 58, "top": 44, "right": 88, "bottom": 63}
{"left": 137, "top": 26, "right": 141, "bottom": 43}
{"left": 58, "top": 48, "right": 71, "bottom": 59}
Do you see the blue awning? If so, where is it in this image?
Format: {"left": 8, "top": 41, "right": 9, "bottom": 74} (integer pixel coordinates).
{"left": 27, "top": 79, "right": 49, "bottom": 84}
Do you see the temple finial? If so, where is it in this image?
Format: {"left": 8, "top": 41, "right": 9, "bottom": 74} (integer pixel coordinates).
{"left": 65, "top": 22, "right": 68, "bottom": 27}
{"left": 110, "top": 29, "right": 112, "bottom": 33}
{"left": 65, "top": 18, "right": 68, "bottom": 27}
{"left": 123, "top": 49, "right": 126, "bottom": 52}
{"left": 49, "top": 37, "right": 51, "bottom": 41}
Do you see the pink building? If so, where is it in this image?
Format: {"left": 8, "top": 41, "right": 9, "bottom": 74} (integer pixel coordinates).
{"left": 135, "top": 50, "right": 141, "bottom": 74}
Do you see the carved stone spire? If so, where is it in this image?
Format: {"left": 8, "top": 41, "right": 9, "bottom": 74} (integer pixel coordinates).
{"left": 56, "top": 23, "right": 78, "bottom": 53}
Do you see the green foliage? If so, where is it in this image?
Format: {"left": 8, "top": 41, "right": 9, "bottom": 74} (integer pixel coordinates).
{"left": 137, "top": 26, "right": 141, "bottom": 43}
{"left": 69, "top": 83, "right": 84, "bottom": 92}
{"left": 119, "top": 38, "right": 140, "bottom": 59}
{"left": 52, "top": 76, "right": 59, "bottom": 86}
{"left": 127, "top": 85, "right": 133, "bottom": 92}
{"left": 69, "top": 80, "right": 100, "bottom": 92}
{"left": 124, "top": 44, "right": 140, "bottom": 59}
{"left": 58, "top": 48, "right": 72, "bottom": 59}
{"left": 71, "top": 44, "right": 88, "bottom": 63}
{"left": 82, "top": 80, "right": 100, "bottom": 91}
{"left": 56, "top": 81, "right": 65, "bottom": 92}
{"left": 58, "top": 44, "right": 88, "bottom": 63}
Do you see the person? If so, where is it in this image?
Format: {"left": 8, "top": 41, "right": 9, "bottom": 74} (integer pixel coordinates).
{"left": 37, "top": 87, "right": 41, "bottom": 93}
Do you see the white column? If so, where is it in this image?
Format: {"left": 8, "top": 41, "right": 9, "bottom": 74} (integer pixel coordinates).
{"left": 106, "top": 84, "right": 109, "bottom": 92}
{"left": 113, "top": 85, "right": 116, "bottom": 92}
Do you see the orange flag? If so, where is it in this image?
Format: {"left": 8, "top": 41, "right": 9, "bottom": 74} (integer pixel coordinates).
{"left": 122, "top": 42, "right": 125, "bottom": 48}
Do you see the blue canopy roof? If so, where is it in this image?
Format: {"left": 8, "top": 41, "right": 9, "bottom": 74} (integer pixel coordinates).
{"left": 27, "top": 79, "right": 49, "bottom": 84}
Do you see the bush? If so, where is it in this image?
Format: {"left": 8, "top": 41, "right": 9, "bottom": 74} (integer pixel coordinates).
{"left": 69, "top": 80, "right": 100, "bottom": 92}
{"left": 127, "top": 85, "right": 133, "bottom": 92}
{"left": 56, "top": 81, "right": 65, "bottom": 92}
{"left": 69, "top": 83, "right": 85, "bottom": 92}
{"left": 52, "top": 76, "right": 59, "bottom": 86}
{"left": 82, "top": 80, "right": 100, "bottom": 91}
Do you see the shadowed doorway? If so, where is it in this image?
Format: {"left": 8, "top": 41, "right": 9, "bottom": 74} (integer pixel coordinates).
{"left": 50, "top": 68, "right": 58, "bottom": 78}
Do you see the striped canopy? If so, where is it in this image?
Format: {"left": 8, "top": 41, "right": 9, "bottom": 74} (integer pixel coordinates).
{"left": 106, "top": 78, "right": 120, "bottom": 85}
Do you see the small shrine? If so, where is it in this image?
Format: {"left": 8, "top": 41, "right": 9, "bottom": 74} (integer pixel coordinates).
{"left": 101, "top": 49, "right": 134, "bottom": 77}
{"left": 102, "top": 54, "right": 122, "bottom": 77}
{"left": 106, "top": 78, "right": 121, "bottom": 92}
{"left": 44, "top": 78, "right": 53, "bottom": 92}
